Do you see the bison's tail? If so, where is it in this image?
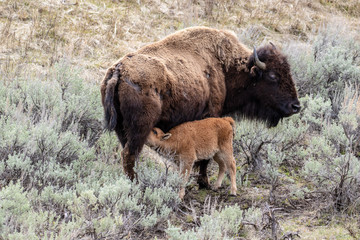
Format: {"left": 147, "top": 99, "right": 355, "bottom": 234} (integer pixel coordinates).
{"left": 223, "top": 117, "right": 236, "bottom": 137}
{"left": 101, "top": 66, "right": 121, "bottom": 131}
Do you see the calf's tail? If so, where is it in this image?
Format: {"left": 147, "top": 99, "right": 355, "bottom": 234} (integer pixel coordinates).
{"left": 223, "top": 117, "right": 236, "bottom": 137}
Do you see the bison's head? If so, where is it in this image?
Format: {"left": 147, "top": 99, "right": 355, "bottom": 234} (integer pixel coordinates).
{"left": 244, "top": 44, "right": 300, "bottom": 127}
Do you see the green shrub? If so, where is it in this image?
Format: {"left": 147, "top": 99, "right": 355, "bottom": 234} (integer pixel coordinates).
{"left": 234, "top": 92, "right": 360, "bottom": 212}
{"left": 299, "top": 95, "right": 332, "bottom": 131}
{"left": 0, "top": 62, "right": 182, "bottom": 239}
{"left": 0, "top": 182, "right": 31, "bottom": 236}
{"left": 234, "top": 118, "right": 280, "bottom": 171}
{"left": 302, "top": 87, "right": 360, "bottom": 211}
{"left": 0, "top": 61, "right": 101, "bottom": 190}
{"left": 234, "top": 108, "right": 308, "bottom": 178}
{"left": 166, "top": 205, "right": 261, "bottom": 240}
{"left": 285, "top": 21, "right": 360, "bottom": 115}
{"left": 0, "top": 162, "right": 182, "bottom": 239}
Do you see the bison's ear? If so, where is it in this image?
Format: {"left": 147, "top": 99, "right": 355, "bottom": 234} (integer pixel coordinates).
{"left": 161, "top": 133, "right": 172, "bottom": 141}
{"left": 250, "top": 66, "right": 262, "bottom": 78}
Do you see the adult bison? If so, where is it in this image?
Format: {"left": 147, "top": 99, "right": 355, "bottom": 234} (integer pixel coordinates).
{"left": 101, "top": 26, "right": 300, "bottom": 184}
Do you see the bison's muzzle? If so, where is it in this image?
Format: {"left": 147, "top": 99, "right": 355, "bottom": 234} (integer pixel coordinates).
{"left": 281, "top": 100, "right": 301, "bottom": 117}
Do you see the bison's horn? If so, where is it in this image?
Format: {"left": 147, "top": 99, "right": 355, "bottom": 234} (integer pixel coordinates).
{"left": 270, "top": 42, "right": 276, "bottom": 49}
{"left": 253, "top": 46, "right": 266, "bottom": 70}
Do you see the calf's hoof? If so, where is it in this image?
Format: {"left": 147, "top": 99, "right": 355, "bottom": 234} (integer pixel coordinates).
{"left": 212, "top": 184, "right": 223, "bottom": 191}
{"left": 179, "top": 188, "right": 186, "bottom": 200}
{"left": 230, "top": 190, "right": 237, "bottom": 196}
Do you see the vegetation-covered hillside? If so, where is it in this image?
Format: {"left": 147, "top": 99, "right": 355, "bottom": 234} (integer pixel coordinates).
{"left": 1, "top": 0, "right": 360, "bottom": 239}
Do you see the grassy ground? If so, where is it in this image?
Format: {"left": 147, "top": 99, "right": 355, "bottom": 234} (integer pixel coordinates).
{"left": 142, "top": 146, "right": 358, "bottom": 239}
{"left": 1, "top": 0, "right": 360, "bottom": 239}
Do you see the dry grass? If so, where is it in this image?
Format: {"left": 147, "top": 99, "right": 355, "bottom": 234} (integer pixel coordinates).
{"left": 0, "top": 0, "right": 359, "bottom": 82}
{"left": 320, "top": 0, "right": 360, "bottom": 17}
{"left": 282, "top": 215, "right": 354, "bottom": 240}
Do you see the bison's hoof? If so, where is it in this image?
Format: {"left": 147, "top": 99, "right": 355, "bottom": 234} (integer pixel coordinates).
{"left": 197, "top": 177, "right": 210, "bottom": 189}
{"left": 198, "top": 181, "right": 211, "bottom": 190}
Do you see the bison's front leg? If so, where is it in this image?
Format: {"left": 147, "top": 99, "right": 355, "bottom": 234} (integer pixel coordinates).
{"left": 197, "top": 159, "right": 210, "bottom": 189}
{"left": 120, "top": 118, "right": 158, "bottom": 181}
{"left": 119, "top": 86, "right": 162, "bottom": 181}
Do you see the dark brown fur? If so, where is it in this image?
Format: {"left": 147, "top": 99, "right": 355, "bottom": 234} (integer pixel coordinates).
{"left": 101, "top": 27, "right": 300, "bottom": 181}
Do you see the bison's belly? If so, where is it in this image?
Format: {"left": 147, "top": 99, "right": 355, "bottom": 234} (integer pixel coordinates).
{"left": 157, "top": 68, "right": 214, "bottom": 130}
{"left": 160, "top": 56, "right": 226, "bottom": 128}
{"left": 158, "top": 94, "right": 210, "bottom": 131}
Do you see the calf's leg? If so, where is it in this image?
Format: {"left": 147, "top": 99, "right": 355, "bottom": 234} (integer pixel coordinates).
{"left": 223, "top": 149, "right": 237, "bottom": 196}
{"left": 213, "top": 154, "right": 226, "bottom": 189}
{"left": 228, "top": 155, "right": 237, "bottom": 195}
{"left": 179, "top": 158, "right": 195, "bottom": 199}
{"left": 216, "top": 151, "right": 237, "bottom": 196}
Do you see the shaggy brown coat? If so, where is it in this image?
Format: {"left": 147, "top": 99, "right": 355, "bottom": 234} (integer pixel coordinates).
{"left": 101, "top": 26, "right": 300, "bottom": 181}
{"left": 146, "top": 117, "right": 237, "bottom": 199}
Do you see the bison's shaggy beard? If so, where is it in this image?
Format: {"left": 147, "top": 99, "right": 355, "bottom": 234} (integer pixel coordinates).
{"left": 239, "top": 100, "right": 282, "bottom": 127}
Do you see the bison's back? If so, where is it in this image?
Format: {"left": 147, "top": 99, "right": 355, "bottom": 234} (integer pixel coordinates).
{"left": 119, "top": 53, "right": 211, "bottom": 127}
{"left": 119, "top": 27, "right": 229, "bottom": 92}
{"left": 117, "top": 27, "right": 245, "bottom": 130}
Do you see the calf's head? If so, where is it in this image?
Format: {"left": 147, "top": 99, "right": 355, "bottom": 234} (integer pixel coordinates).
{"left": 146, "top": 127, "right": 172, "bottom": 148}
{"left": 245, "top": 44, "right": 301, "bottom": 126}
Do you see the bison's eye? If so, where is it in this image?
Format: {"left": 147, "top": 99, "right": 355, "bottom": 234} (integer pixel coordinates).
{"left": 267, "top": 72, "right": 278, "bottom": 83}
{"left": 152, "top": 129, "right": 157, "bottom": 135}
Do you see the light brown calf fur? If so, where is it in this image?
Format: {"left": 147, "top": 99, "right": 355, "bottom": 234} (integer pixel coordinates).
{"left": 146, "top": 117, "right": 237, "bottom": 199}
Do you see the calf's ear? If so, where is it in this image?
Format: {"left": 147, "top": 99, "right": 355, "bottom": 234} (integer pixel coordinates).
{"left": 161, "top": 133, "right": 172, "bottom": 141}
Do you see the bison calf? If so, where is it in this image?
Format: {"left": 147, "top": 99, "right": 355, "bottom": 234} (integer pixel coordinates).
{"left": 146, "top": 117, "right": 237, "bottom": 199}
